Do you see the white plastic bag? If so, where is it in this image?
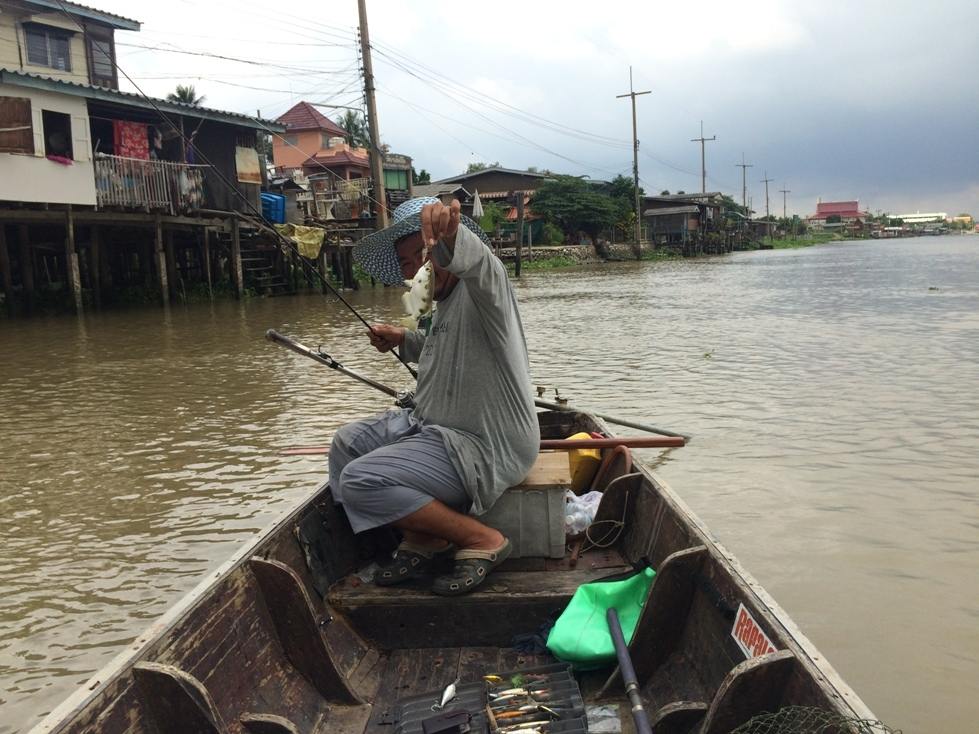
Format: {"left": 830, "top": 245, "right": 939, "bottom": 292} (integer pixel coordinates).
{"left": 565, "top": 489, "right": 603, "bottom": 536}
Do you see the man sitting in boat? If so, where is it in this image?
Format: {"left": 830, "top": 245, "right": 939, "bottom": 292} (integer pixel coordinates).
{"left": 329, "top": 196, "right": 540, "bottom": 596}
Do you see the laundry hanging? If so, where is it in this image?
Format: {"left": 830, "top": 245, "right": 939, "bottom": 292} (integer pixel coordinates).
{"left": 113, "top": 120, "right": 148, "bottom": 159}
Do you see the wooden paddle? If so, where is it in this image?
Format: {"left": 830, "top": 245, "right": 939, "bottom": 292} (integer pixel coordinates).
{"left": 281, "top": 435, "right": 684, "bottom": 456}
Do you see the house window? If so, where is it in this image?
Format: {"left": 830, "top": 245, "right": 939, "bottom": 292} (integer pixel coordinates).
{"left": 0, "top": 96, "right": 34, "bottom": 154}
{"left": 24, "top": 24, "right": 73, "bottom": 72}
{"left": 283, "top": 134, "right": 298, "bottom": 147}
{"left": 384, "top": 169, "right": 408, "bottom": 190}
{"left": 88, "top": 34, "right": 115, "bottom": 87}
{"left": 42, "top": 110, "right": 73, "bottom": 159}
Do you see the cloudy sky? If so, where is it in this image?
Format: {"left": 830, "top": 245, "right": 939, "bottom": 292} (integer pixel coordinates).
{"left": 100, "top": 0, "right": 979, "bottom": 217}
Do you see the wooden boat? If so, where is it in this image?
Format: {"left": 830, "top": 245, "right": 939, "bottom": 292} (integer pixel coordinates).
{"left": 32, "top": 409, "right": 877, "bottom": 734}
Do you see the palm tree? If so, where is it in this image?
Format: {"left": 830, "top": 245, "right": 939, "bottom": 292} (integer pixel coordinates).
{"left": 335, "top": 110, "right": 369, "bottom": 148}
{"left": 166, "top": 85, "right": 205, "bottom": 106}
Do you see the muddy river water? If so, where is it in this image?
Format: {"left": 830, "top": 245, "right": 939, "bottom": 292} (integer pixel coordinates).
{"left": 1, "top": 236, "right": 977, "bottom": 733}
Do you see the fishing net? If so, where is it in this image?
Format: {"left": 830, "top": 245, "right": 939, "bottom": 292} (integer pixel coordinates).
{"left": 729, "top": 706, "right": 901, "bottom": 734}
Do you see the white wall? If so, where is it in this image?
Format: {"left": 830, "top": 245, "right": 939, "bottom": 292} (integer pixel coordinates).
{"left": 0, "top": 84, "right": 96, "bottom": 205}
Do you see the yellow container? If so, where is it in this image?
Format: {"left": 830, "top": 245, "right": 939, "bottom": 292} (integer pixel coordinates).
{"left": 566, "top": 432, "right": 602, "bottom": 494}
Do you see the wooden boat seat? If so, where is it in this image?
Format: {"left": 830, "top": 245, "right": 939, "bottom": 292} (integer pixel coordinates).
{"left": 328, "top": 546, "right": 630, "bottom": 649}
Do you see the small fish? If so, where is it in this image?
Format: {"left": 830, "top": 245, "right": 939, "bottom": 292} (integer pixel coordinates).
{"left": 400, "top": 260, "right": 434, "bottom": 330}
{"left": 431, "top": 677, "right": 459, "bottom": 711}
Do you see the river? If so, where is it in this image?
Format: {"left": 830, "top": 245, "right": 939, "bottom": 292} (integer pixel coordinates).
{"left": 1, "top": 236, "right": 977, "bottom": 733}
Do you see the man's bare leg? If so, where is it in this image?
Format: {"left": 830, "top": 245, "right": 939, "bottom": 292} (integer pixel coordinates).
{"left": 394, "top": 500, "right": 504, "bottom": 551}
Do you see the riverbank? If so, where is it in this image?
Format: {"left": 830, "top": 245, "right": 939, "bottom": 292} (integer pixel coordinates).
{"left": 771, "top": 232, "right": 844, "bottom": 249}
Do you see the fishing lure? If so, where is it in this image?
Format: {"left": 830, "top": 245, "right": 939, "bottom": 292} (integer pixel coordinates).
{"left": 431, "top": 677, "right": 459, "bottom": 711}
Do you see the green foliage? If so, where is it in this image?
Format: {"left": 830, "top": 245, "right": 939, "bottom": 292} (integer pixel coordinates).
{"left": 507, "top": 255, "right": 577, "bottom": 273}
{"left": 479, "top": 201, "right": 507, "bottom": 234}
{"left": 466, "top": 161, "right": 500, "bottom": 173}
{"left": 540, "top": 222, "right": 564, "bottom": 245}
{"left": 531, "top": 175, "right": 619, "bottom": 244}
{"left": 167, "top": 85, "right": 205, "bottom": 105}
{"left": 335, "top": 110, "right": 369, "bottom": 148}
{"left": 412, "top": 167, "right": 431, "bottom": 185}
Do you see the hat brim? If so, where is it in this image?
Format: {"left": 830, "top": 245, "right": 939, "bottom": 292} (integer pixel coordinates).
{"left": 353, "top": 214, "right": 491, "bottom": 286}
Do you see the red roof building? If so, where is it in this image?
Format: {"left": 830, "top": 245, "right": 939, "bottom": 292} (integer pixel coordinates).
{"left": 807, "top": 200, "right": 870, "bottom": 230}
{"left": 272, "top": 101, "right": 366, "bottom": 176}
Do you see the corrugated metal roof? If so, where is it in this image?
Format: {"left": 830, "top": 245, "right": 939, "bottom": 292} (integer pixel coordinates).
{"left": 276, "top": 101, "right": 347, "bottom": 135}
{"left": 412, "top": 183, "right": 472, "bottom": 199}
{"left": 24, "top": 0, "right": 140, "bottom": 31}
{"left": 432, "top": 166, "right": 549, "bottom": 184}
{"left": 0, "top": 68, "right": 285, "bottom": 131}
{"left": 643, "top": 205, "right": 699, "bottom": 217}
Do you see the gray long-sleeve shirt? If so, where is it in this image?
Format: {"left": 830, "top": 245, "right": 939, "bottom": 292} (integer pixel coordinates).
{"left": 401, "top": 224, "right": 540, "bottom": 514}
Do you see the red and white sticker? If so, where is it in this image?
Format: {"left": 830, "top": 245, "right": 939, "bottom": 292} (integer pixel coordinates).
{"left": 731, "top": 603, "right": 777, "bottom": 659}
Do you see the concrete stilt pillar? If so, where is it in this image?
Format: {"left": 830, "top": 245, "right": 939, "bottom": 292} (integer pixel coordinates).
{"left": 231, "top": 217, "right": 243, "bottom": 299}
{"left": 65, "top": 206, "right": 83, "bottom": 312}
{"left": 155, "top": 214, "right": 169, "bottom": 304}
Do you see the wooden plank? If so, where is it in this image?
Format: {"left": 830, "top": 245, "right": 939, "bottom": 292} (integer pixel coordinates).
{"left": 330, "top": 568, "right": 624, "bottom": 649}
{"left": 249, "top": 558, "right": 363, "bottom": 704}
{"left": 700, "top": 650, "right": 798, "bottom": 734}
{"left": 648, "top": 701, "right": 708, "bottom": 734}
{"left": 132, "top": 662, "right": 227, "bottom": 734}
{"left": 515, "top": 451, "right": 571, "bottom": 489}
{"left": 629, "top": 545, "right": 708, "bottom": 684}
{"left": 203, "top": 227, "right": 212, "bottom": 298}
{"left": 591, "top": 446, "right": 633, "bottom": 492}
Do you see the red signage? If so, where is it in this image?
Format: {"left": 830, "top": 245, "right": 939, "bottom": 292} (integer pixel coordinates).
{"left": 731, "top": 603, "right": 777, "bottom": 659}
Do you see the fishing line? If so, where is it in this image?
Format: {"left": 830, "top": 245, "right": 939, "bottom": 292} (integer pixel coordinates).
{"left": 51, "top": 0, "right": 418, "bottom": 378}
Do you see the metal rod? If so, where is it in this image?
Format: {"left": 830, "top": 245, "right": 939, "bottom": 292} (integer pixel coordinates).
{"left": 533, "top": 398, "right": 690, "bottom": 440}
{"left": 606, "top": 608, "right": 653, "bottom": 734}
{"left": 541, "top": 437, "right": 684, "bottom": 450}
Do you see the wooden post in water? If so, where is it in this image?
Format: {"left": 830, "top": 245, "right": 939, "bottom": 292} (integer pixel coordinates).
{"left": 230, "top": 216, "right": 243, "bottom": 298}
{"left": 202, "top": 227, "right": 213, "bottom": 299}
{"left": 90, "top": 225, "right": 102, "bottom": 308}
{"left": 19, "top": 224, "right": 34, "bottom": 312}
{"left": 318, "top": 246, "right": 331, "bottom": 295}
{"left": 154, "top": 214, "right": 169, "bottom": 304}
{"left": 65, "top": 205, "right": 83, "bottom": 313}
{"left": 0, "top": 225, "right": 13, "bottom": 312}
{"left": 164, "top": 228, "right": 177, "bottom": 301}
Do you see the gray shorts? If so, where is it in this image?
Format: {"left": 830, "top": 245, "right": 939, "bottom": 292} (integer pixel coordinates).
{"left": 328, "top": 409, "right": 470, "bottom": 533}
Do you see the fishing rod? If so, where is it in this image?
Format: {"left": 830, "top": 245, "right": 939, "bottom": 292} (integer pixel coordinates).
{"left": 267, "top": 330, "right": 688, "bottom": 442}
{"left": 266, "top": 329, "right": 415, "bottom": 408}
{"left": 50, "top": 0, "right": 418, "bottom": 379}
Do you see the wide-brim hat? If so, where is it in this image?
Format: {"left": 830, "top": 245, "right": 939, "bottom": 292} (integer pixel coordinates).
{"left": 353, "top": 196, "right": 491, "bottom": 285}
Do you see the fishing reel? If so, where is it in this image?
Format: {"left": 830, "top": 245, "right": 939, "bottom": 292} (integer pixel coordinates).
{"left": 395, "top": 390, "right": 416, "bottom": 409}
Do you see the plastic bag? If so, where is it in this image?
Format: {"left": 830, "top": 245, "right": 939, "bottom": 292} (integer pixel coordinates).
{"left": 565, "top": 489, "right": 603, "bottom": 536}
{"left": 545, "top": 566, "right": 655, "bottom": 669}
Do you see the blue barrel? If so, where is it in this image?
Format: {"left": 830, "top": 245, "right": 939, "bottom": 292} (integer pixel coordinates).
{"left": 261, "top": 192, "right": 286, "bottom": 224}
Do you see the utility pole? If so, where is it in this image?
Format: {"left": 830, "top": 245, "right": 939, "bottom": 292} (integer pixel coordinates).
{"left": 761, "top": 172, "right": 774, "bottom": 241}
{"left": 357, "top": 0, "right": 388, "bottom": 228}
{"left": 736, "top": 153, "right": 753, "bottom": 215}
{"left": 690, "top": 121, "right": 716, "bottom": 194}
{"left": 616, "top": 67, "right": 650, "bottom": 259}
{"left": 779, "top": 186, "right": 790, "bottom": 219}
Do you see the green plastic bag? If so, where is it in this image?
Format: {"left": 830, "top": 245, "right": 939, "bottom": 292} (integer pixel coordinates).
{"left": 545, "top": 566, "right": 655, "bottom": 669}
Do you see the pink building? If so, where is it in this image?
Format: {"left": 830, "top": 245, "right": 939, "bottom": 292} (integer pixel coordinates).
{"left": 272, "top": 101, "right": 369, "bottom": 180}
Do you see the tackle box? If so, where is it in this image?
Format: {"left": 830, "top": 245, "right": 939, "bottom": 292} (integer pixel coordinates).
{"left": 394, "top": 662, "right": 587, "bottom": 734}
{"left": 479, "top": 451, "right": 570, "bottom": 559}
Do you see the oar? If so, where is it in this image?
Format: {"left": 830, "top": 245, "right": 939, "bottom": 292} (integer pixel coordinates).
{"left": 281, "top": 435, "right": 683, "bottom": 457}
{"left": 533, "top": 397, "right": 689, "bottom": 440}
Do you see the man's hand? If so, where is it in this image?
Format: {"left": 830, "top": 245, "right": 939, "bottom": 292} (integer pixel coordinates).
{"left": 421, "top": 199, "right": 461, "bottom": 248}
{"left": 367, "top": 323, "right": 405, "bottom": 353}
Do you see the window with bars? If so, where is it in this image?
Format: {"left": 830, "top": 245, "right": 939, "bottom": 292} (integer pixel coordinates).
{"left": 0, "top": 97, "right": 35, "bottom": 154}
{"left": 24, "top": 24, "right": 73, "bottom": 72}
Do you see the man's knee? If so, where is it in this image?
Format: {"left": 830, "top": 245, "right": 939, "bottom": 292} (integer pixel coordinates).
{"left": 335, "top": 457, "right": 382, "bottom": 510}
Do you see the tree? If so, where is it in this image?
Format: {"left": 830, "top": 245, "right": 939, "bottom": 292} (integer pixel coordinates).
{"left": 167, "top": 85, "right": 204, "bottom": 106}
{"left": 478, "top": 201, "right": 507, "bottom": 235}
{"left": 466, "top": 161, "right": 500, "bottom": 174}
{"left": 531, "top": 175, "right": 618, "bottom": 254}
{"left": 412, "top": 167, "right": 431, "bottom": 185}
{"left": 335, "top": 110, "right": 369, "bottom": 148}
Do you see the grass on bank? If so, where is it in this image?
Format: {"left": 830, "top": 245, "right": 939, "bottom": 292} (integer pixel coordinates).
{"left": 770, "top": 232, "right": 844, "bottom": 249}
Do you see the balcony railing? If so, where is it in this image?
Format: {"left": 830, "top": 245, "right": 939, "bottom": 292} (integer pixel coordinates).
{"left": 94, "top": 154, "right": 208, "bottom": 215}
